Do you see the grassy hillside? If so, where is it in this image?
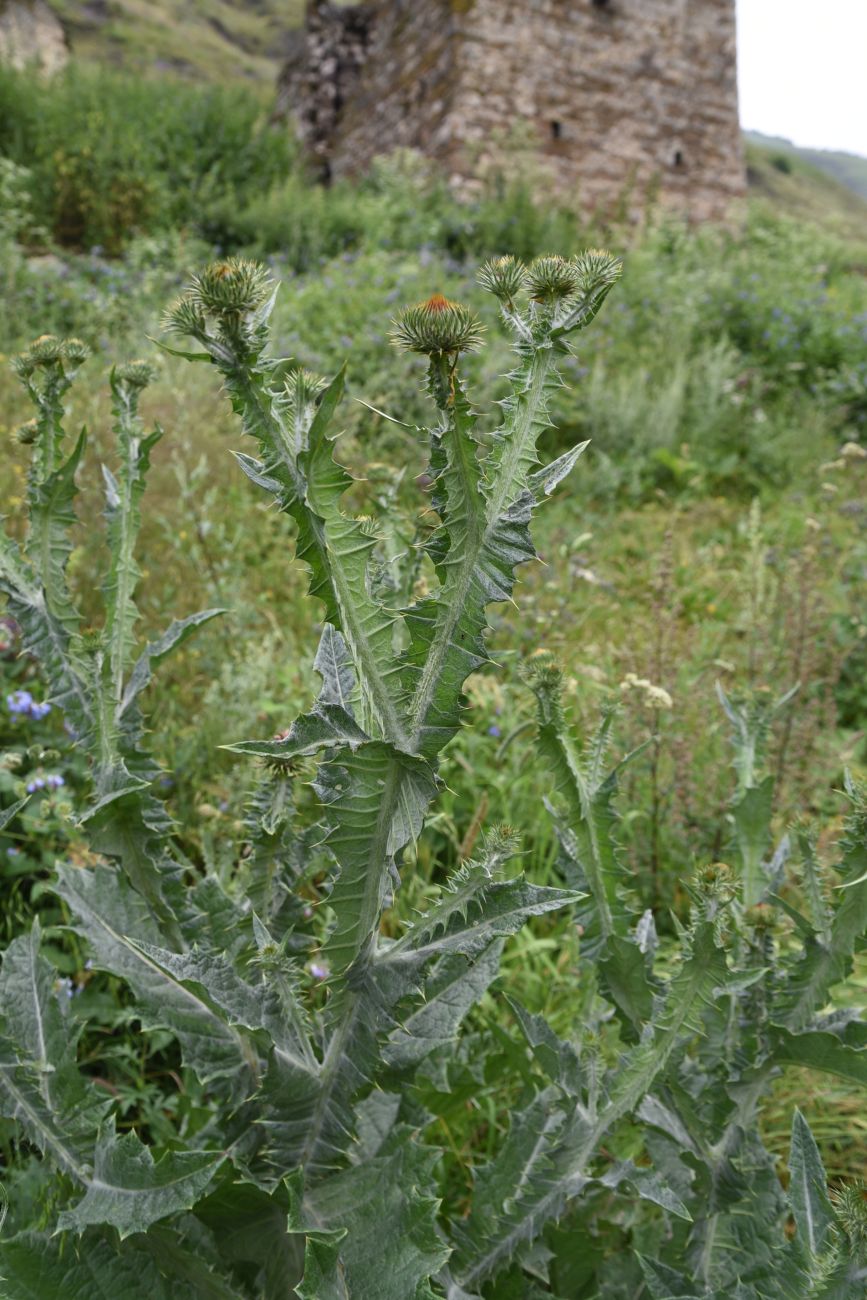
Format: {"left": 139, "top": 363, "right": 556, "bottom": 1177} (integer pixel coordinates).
{"left": 747, "top": 130, "right": 867, "bottom": 202}
{"left": 50, "top": 0, "right": 308, "bottom": 81}
{"left": 746, "top": 139, "right": 867, "bottom": 244}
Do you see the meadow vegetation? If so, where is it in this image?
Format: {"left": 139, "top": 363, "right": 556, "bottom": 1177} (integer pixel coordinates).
{"left": 1, "top": 62, "right": 867, "bottom": 1297}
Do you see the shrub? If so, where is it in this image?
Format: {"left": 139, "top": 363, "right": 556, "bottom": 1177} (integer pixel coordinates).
{"left": 0, "top": 257, "right": 866, "bottom": 1296}
{"left": 0, "top": 65, "right": 294, "bottom": 252}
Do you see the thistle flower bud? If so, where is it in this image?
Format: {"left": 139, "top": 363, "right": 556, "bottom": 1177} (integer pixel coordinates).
{"left": 743, "top": 904, "right": 774, "bottom": 932}
{"left": 284, "top": 367, "right": 326, "bottom": 406}
{"left": 115, "top": 360, "right": 155, "bottom": 390}
{"left": 391, "top": 294, "right": 484, "bottom": 356}
{"left": 11, "top": 354, "right": 35, "bottom": 380}
{"left": 521, "top": 652, "right": 566, "bottom": 729}
{"left": 13, "top": 335, "right": 65, "bottom": 378}
{"left": 526, "top": 256, "right": 581, "bottom": 302}
{"left": 63, "top": 338, "right": 90, "bottom": 366}
{"left": 189, "top": 257, "right": 273, "bottom": 317}
{"left": 27, "top": 334, "right": 65, "bottom": 365}
{"left": 164, "top": 294, "right": 207, "bottom": 339}
{"left": 477, "top": 256, "right": 528, "bottom": 303}
{"left": 521, "top": 649, "right": 563, "bottom": 692}
{"left": 572, "top": 249, "right": 623, "bottom": 296}
{"left": 701, "top": 862, "right": 729, "bottom": 885}
{"left": 698, "top": 862, "right": 736, "bottom": 900}
{"left": 486, "top": 824, "right": 522, "bottom": 864}
{"left": 15, "top": 418, "right": 38, "bottom": 445}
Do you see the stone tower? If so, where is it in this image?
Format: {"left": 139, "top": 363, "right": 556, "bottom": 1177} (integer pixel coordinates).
{"left": 277, "top": 0, "right": 745, "bottom": 223}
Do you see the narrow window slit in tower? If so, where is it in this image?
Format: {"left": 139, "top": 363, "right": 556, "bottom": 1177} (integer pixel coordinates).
{"left": 550, "top": 121, "right": 563, "bottom": 141}
{"left": 674, "top": 150, "right": 684, "bottom": 168}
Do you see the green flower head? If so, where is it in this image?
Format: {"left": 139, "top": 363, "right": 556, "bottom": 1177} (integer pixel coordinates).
{"left": 189, "top": 257, "right": 273, "bottom": 317}
{"left": 164, "top": 293, "right": 208, "bottom": 340}
{"left": 391, "top": 294, "right": 484, "bottom": 356}
{"left": 115, "top": 360, "right": 156, "bottom": 390}
{"left": 15, "top": 335, "right": 65, "bottom": 375}
{"left": 526, "top": 256, "right": 581, "bottom": 302}
{"left": 572, "top": 248, "right": 623, "bottom": 296}
{"left": 62, "top": 338, "right": 91, "bottom": 366}
{"left": 478, "top": 256, "right": 528, "bottom": 303}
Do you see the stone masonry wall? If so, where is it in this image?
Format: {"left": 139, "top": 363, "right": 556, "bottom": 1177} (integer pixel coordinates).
{"left": 0, "top": 0, "right": 68, "bottom": 74}
{"left": 451, "top": 0, "right": 744, "bottom": 222}
{"left": 275, "top": 1, "right": 377, "bottom": 178}
{"left": 278, "top": 0, "right": 745, "bottom": 222}
{"left": 319, "top": 0, "right": 463, "bottom": 178}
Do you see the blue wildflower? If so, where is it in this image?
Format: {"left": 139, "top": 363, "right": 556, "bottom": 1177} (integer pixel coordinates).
{"left": 7, "top": 690, "right": 33, "bottom": 715}
{"left": 488, "top": 725, "right": 502, "bottom": 738}
{"left": 6, "top": 690, "right": 51, "bottom": 720}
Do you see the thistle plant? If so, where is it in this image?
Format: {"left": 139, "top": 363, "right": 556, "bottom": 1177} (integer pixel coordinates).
{"left": 0, "top": 253, "right": 865, "bottom": 1298}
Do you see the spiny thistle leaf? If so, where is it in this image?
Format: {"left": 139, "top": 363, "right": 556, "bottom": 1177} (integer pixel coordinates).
{"left": 775, "top": 784, "right": 867, "bottom": 1029}
{"left": 0, "top": 922, "right": 106, "bottom": 1181}
{"left": 54, "top": 865, "right": 259, "bottom": 1089}
{"left": 0, "top": 795, "right": 28, "bottom": 832}
{"left": 382, "top": 940, "right": 504, "bottom": 1071}
{"left": 0, "top": 1231, "right": 205, "bottom": 1300}
{"left": 526, "top": 665, "right": 638, "bottom": 954}
{"left": 57, "top": 1120, "right": 224, "bottom": 1239}
{"left": 451, "top": 923, "right": 728, "bottom": 1289}
{"left": 316, "top": 742, "right": 438, "bottom": 978}
{"left": 287, "top": 1141, "right": 450, "bottom": 1300}
{"left": 789, "top": 1109, "right": 835, "bottom": 1261}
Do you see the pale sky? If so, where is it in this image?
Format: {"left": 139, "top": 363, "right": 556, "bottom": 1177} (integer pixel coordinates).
{"left": 737, "top": 0, "right": 867, "bottom": 158}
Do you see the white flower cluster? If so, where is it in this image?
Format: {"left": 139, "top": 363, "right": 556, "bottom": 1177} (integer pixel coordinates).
{"left": 819, "top": 441, "right": 866, "bottom": 474}
{"left": 619, "top": 672, "right": 673, "bottom": 710}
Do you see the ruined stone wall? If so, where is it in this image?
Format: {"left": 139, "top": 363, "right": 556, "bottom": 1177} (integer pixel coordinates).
{"left": 452, "top": 0, "right": 744, "bottom": 222}
{"left": 275, "top": 1, "right": 376, "bottom": 177}
{"left": 0, "top": 0, "right": 68, "bottom": 74}
{"left": 316, "top": 0, "right": 464, "bottom": 179}
{"left": 279, "top": 0, "right": 745, "bottom": 222}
